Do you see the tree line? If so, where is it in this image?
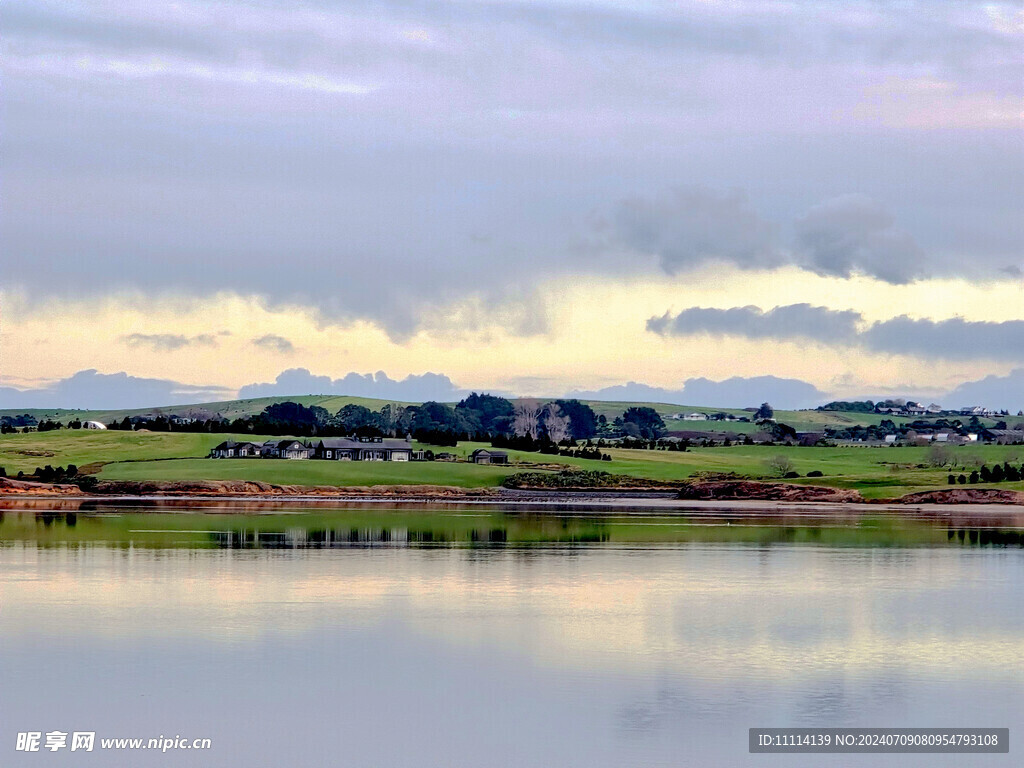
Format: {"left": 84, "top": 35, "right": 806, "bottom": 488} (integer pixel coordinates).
{"left": 7, "top": 396, "right": 671, "bottom": 447}
{"left": 947, "top": 463, "right": 1024, "bottom": 485}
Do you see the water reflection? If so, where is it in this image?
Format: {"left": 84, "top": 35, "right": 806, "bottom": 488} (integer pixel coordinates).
{"left": 1, "top": 507, "right": 1022, "bottom": 768}
{"left": 1, "top": 501, "right": 1022, "bottom": 550}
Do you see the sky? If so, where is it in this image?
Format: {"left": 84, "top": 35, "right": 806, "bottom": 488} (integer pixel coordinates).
{"left": 1, "top": 0, "right": 1023, "bottom": 410}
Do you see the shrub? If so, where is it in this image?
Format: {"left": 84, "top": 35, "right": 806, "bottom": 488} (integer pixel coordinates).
{"left": 765, "top": 454, "right": 795, "bottom": 477}
{"left": 807, "top": 470, "right": 824, "bottom": 478}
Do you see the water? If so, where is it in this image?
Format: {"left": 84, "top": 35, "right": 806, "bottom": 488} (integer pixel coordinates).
{"left": 1, "top": 501, "right": 1022, "bottom": 766}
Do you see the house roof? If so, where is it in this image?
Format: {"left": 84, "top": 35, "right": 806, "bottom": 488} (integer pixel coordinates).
{"left": 318, "top": 438, "right": 412, "bottom": 450}
{"left": 471, "top": 448, "right": 507, "bottom": 457}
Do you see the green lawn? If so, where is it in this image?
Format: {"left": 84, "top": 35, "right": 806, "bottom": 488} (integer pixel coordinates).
{"left": 4, "top": 430, "right": 1024, "bottom": 499}
{"left": 0, "top": 430, "right": 239, "bottom": 474}
{"left": 98, "top": 457, "right": 516, "bottom": 488}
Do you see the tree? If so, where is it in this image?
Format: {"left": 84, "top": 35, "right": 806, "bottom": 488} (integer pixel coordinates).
{"left": 766, "top": 454, "right": 795, "bottom": 477}
{"left": 553, "top": 400, "right": 598, "bottom": 440}
{"left": 755, "top": 402, "right": 774, "bottom": 421}
{"left": 512, "top": 399, "right": 543, "bottom": 439}
{"left": 409, "top": 401, "right": 463, "bottom": 435}
{"left": 542, "top": 403, "right": 571, "bottom": 443}
{"left": 927, "top": 444, "right": 953, "bottom": 467}
{"left": 620, "top": 407, "right": 666, "bottom": 439}
{"left": 456, "top": 393, "right": 514, "bottom": 436}
{"left": 335, "top": 404, "right": 379, "bottom": 433}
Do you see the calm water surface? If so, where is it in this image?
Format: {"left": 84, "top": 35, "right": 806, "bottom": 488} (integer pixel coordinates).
{"left": 1, "top": 502, "right": 1021, "bottom": 767}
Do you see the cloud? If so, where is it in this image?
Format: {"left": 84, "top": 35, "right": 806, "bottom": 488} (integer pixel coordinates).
{"left": 121, "top": 333, "right": 219, "bottom": 351}
{"left": 647, "top": 304, "right": 862, "bottom": 344}
{"left": 793, "top": 194, "right": 927, "bottom": 284}
{"left": 944, "top": 369, "right": 1024, "bottom": 412}
{"left": 568, "top": 375, "right": 826, "bottom": 410}
{"left": 0, "top": 370, "right": 232, "bottom": 410}
{"left": 609, "top": 187, "right": 779, "bottom": 274}
{"left": 651, "top": 304, "right": 1024, "bottom": 362}
{"left": 679, "top": 375, "right": 825, "bottom": 410}
{"left": 609, "top": 190, "right": 936, "bottom": 285}
{"left": 2, "top": 1, "right": 1020, "bottom": 338}
{"left": 251, "top": 334, "right": 295, "bottom": 354}
{"left": 237, "top": 368, "right": 469, "bottom": 402}
{"left": 861, "top": 317, "right": 1024, "bottom": 361}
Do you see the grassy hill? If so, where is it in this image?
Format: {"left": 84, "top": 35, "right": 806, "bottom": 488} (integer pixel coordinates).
{"left": 4, "top": 430, "right": 1024, "bottom": 500}
{"left": 0, "top": 395, "right": 412, "bottom": 427}
{"left": 4, "top": 394, "right": 999, "bottom": 437}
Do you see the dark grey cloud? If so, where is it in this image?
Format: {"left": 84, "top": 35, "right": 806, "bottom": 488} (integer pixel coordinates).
{"left": 648, "top": 304, "right": 862, "bottom": 344}
{"left": 251, "top": 334, "right": 295, "bottom": 354}
{"left": 237, "top": 368, "right": 469, "bottom": 402}
{"left": 793, "top": 195, "right": 927, "bottom": 284}
{"left": 568, "top": 375, "right": 826, "bottom": 410}
{"left": 610, "top": 190, "right": 942, "bottom": 285}
{"left": 609, "top": 187, "right": 779, "bottom": 274}
{"left": 121, "top": 333, "right": 220, "bottom": 351}
{"left": 0, "top": 370, "right": 232, "bottom": 410}
{"left": 862, "top": 317, "right": 1024, "bottom": 361}
{"left": 651, "top": 305, "right": 1024, "bottom": 362}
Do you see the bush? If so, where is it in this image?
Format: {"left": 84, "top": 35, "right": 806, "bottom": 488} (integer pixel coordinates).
{"left": 807, "top": 470, "right": 824, "bottom": 477}
{"left": 765, "top": 454, "right": 795, "bottom": 477}
{"left": 783, "top": 471, "right": 800, "bottom": 479}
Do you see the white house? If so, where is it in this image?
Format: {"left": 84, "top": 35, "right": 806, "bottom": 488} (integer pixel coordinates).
{"left": 684, "top": 412, "right": 709, "bottom": 421}
{"left": 82, "top": 420, "right": 107, "bottom": 430}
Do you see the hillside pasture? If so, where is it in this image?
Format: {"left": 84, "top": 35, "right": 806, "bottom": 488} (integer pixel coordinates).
{"left": 3, "top": 430, "right": 1024, "bottom": 499}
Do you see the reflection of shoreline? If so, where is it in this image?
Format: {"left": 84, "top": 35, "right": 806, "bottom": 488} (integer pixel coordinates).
{"left": 3, "top": 505, "right": 1023, "bottom": 549}
{"left": 2, "top": 493, "right": 1024, "bottom": 519}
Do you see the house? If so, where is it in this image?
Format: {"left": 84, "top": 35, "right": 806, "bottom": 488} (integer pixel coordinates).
{"left": 469, "top": 448, "right": 509, "bottom": 465}
{"left": 314, "top": 436, "right": 412, "bottom": 462}
{"left": 683, "top": 412, "right": 709, "bottom": 421}
{"left": 276, "top": 440, "right": 314, "bottom": 459}
{"left": 209, "top": 440, "right": 263, "bottom": 458}
{"left": 796, "top": 431, "right": 825, "bottom": 447}
{"left": 82, "top": 420, "right": 107, "bottom": 430}
{"left": 982, "top": 429, "right": 1024, "bottom": 445}
{"left": 883, "top": 434, "right": 898, "bottom": 444}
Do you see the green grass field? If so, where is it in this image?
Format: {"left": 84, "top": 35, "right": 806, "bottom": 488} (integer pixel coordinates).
{"left": 99, "top": 457, "right": 517, "bottom": 488}
{"left": 3, "top": 430, "right": 1024, "bottom": 499}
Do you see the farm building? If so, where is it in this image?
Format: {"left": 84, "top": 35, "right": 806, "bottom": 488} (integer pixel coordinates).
{"left": 469, "top": 449, "right": 509, "bottom": 465}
